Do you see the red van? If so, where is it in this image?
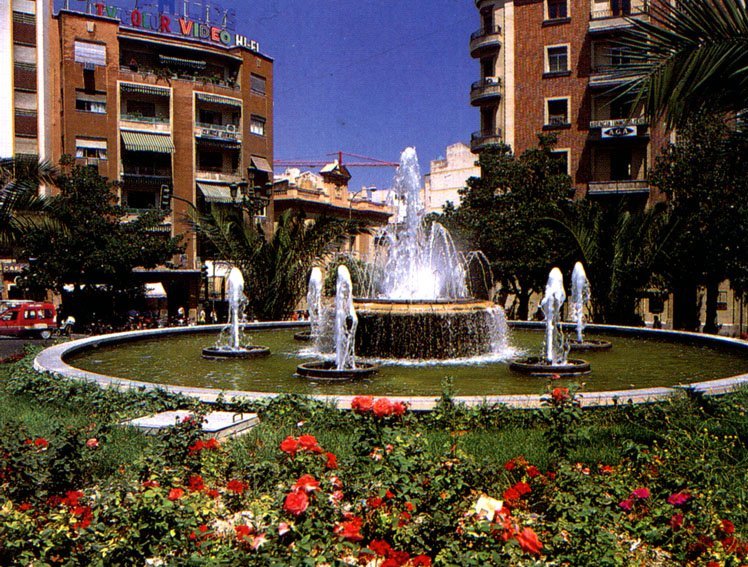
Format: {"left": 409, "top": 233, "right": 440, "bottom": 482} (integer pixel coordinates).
{"left": 0, "top": 302, "right": 57, "bottom": 339}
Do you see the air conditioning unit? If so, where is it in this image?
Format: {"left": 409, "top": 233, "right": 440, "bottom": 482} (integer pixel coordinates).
{"left": 485, "top": 76, "right": 498, "bottom": 84}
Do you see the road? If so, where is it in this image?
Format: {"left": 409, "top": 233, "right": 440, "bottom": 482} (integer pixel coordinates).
{"left": 0, "top": 337, "right": 48, "bottom": 360}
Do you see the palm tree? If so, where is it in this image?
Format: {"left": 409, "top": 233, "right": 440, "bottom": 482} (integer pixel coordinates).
{"left": 614, "top": 0, "right": 748, "bottom": 128}
{"left": 191, "top": 207, "right": 366, "bottom": 320}
{"left": 0, "top": 156, "right": 58, "bottom": 248}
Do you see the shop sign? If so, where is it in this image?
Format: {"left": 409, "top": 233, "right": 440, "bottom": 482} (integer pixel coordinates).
{"left": 601, "top": 125, "right": 637, "bottom": 138}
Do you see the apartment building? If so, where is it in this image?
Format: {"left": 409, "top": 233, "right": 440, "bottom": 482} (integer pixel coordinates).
{"left": 422, "top": 142, "right": 480, "bottom": 215}
{"left": 470, "top": 0, "right": 668, "bottom": 201}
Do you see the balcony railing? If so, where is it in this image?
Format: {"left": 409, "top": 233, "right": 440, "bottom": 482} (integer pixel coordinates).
{"left": 119, "top": 113, "right": 171, "bottom": 132}
{"left": 195, "top": 169, "right": 243, "bottom": 182}
{"left": 470, "top": 25, "right": 502, "bottom": 57}
{"left": 119, "top": 65, "right": 240, "bottom": 90}
{"left": 194, "top": 122, "right": 242, "bottom": 142}
{"left": 589, "top": 117, "right": 649, "bottom": 128}
{"left": 122, "top": 165, "right": 172, "bottom": 180}
{"left": 120, "top": 114, "right": 169, "bottom": 125}
{"left": 590, "top": 2, "right": 648, "bottom": 19}
{"left": 587, "top": 179, "right": 650, "bottom": 194}
{"left": 470, "top": 128, "right": 503, "bottom": 152}
{"left": 470, "top": 77, "right": 502, "bottom": 105}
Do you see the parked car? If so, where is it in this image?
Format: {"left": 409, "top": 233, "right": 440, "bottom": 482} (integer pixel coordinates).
{"left": 0, "top": 301, "right": 57, "bottom": 339}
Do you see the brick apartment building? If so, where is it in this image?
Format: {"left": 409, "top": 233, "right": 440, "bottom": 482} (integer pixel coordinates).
{"left": 470, "top": 0, "right": 669, "bottom": 202}
{"left": 2, "top": 0, "right": 274, "bottom": 315}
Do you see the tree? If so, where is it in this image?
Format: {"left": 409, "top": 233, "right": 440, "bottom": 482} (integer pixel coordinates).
{"left": 440, "top": 135, "right": 572, "bottom": 320}
{"left": 18, "top": 163, "right": 182, "bottom": 320}
{"left": 649, "top": 113, "right": 748, "bottom": 332}
{"left": 191, "top": 207, "right": 365, "bottom": 321}
{"left": 615, "top": 0, "right": 748, "bottom": 128}
{"left": 0, "top": 156, "right": 59, "bottom": 249}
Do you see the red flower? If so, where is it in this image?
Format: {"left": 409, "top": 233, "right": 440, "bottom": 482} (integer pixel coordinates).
{"left": 503, "top": 487, "right": 521, "bottom": 501}
{"left": 631, "top": 487, "right": 650, "bottom": 499}
{"left": 670, "top": 512, "right": 684, "bottom": 531}
{"left": 334, "top": 516, "right": 364, "bottom": 541}
{"left": 280, "top": 436, "right": 299, "bottom": 456}
{"left": 619, "top": 499, "right": 633, "bottom": 511}
{"left": 18, "top": 502, "right": 32, "bottom": 512}
{"left": 325, "top": 451, "right": 338, "bottom": 469}
{"left": 385, "top": 489, "right": 395, "bottom": 499}
{"left": 167, "top": 488, "right": 184, "bottom": 501}
{"left": 187, "top": 474, "right": 205, "bottom": 492}
{"left": 667, "top": 492, "right": 691, "bottom": 507}
{"left": 526, "top": 465, "right": 540, "bottom": 478}
{"left": 351, "top": 395, "right": 374, "bottom": 413}
{"left": 227, "top": 479, "right": 248, "bottom": 494}
{"left": 398, "top": 511, "right": 411, "bottom": 527}
{"left": 293, "top": 474, "right": 320, "bottom": 493}
{"left": 33, "top": 437, "right": 49, "bottom": 449}
{"left": 599, "top": 464, "right": 614, "bottom": 474}
{"left": 373, "top": 398, "right": 394, "bottom": 418}
{"left": 188, "top": 440, "right": 205, "bottom": 455}
{"left": 404, "top": 501, "right": 415, "bottom": 512}
{"left": 411, "top": 556, "right": 432, "bottom": 566}
{"left": 235, "top": 524, "right": 253, "bottom": 541}
{"left": 206, "top": 488, "right": 220, "bottom": 499}
{"left": 142, "top": 479, "right": 160, "bottom": 488}
{"left": 513, "top": 481, "right": 531, "bottom": 496}
{"left": 367, "top": 496, "right": 384, "bottom": 509}
{"left": 515, "top": 527, "right": 543, "bottom": 556}
{"left": 504, "top": 459, "right": 516, "bottom": 471}
{"left": 283, "top": 490, "right": 309, "bottom": 516}
{"left": 298, "top": 434, "right": 323, "bottom": 454}
{"left": 392, "top": 402, "right": 407, "bottom": 416}
{"left": 62, "top": 490, "right": 84, "bottom": 507}
{"left": 85, "top": 438, "right": 99, "bottom": 448}
{"left": 551, "top": 387, "right": 569, "bottom": 403}
{"left": 369, "top": 539, "right": 392, "bottom": 557}
{"left": 720, "top": 519, "right": 735, "bottom": 535}
{"left": 205, "top": 438, "right": 220, "bottom": 450}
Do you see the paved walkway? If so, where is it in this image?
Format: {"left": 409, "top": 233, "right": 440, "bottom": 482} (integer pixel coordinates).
{"left": 0, "top": 337, "right": 47, "bottom": 359}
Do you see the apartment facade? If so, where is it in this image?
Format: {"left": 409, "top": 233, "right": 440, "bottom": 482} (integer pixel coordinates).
{"left": 470, "top": 0, "right": 668, "bottom": 201}
{"left": 422, "top": 142, "right": 481, "bottom": 215}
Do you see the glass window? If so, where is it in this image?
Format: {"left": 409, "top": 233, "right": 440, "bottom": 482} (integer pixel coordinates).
{"left": 547, "top": 0, "right": 568, "bottom": 19}
{"left": 547, "top": 46, "right": 568, "bottom": 73}
{"left": 550, "top": 150, "right": 570, "bottom": 174}
{"left": 23, "top": 309, "right": 36, "bottom": 319}
{"left": 547, "top": 98, "right": 569, "bottom": 125}
{"left": 250, "top": 115, "right": 266, "bottom": 136}
{"left": 74, "top": 41, "right": 106, "bottom": 67}
{"left": 250, "top": 74, "right": 266, "bottom": 95}
{"left": 1, "top": 311, "right": 18, "bottom": 321}
{"left": 75, "top": 138, "right": 108, "bottom": 160}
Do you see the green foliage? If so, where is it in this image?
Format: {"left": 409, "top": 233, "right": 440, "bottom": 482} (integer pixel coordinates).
{"left": 322, "top": 254, "right": 379, "bottom": 297}
{"left": 191, "top": 208, "right": 365, "bottom": 320}
{"left": 440, "top": 135, "right": 573, "bottom": 320}
{"left": 17, "top": 162, "right": 182, "bottom": 319}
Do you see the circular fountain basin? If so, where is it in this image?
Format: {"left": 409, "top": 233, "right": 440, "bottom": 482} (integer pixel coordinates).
{"left": 569, "top": 339, "right": 613, "bottom": 352}
{"left": 353, "top": 298, "right": 500, "bottom": 360}
{"left": 293, "top": 331, "right": 314, "bottom": 342}
{"left": 509, "top": 356, "right": 591, "bottom": 376}
{"left": 296, "top": 360, "right": 379, "bottom": 381}
{"left": 201, "top": 345, "right": 271, "bottom": 360}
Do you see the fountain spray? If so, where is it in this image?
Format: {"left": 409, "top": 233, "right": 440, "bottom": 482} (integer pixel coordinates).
{"left": 570, "top": 262, "right": 591, "bottom": 344}
{"left": 334, "top": 265, "right": 358, "bottom": 370}
{"left": 541, "top": 267, "right": 568, "bottom": 365}
{"left": 307, "top": 267, "right": 323, "bottom": 339}
{"left": 227, "top": 267, "right": 245, "bottom": 350}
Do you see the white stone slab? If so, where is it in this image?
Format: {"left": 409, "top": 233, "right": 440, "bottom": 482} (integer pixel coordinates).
{"left": 123, "top": 410, "right": 259, "bottom": 439}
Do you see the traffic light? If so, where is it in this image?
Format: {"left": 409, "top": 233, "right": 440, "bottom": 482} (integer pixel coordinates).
{"left": 200, "top": 263, "right": 208, "bottom": 280}
{"left": 160, "top": 184, "right": 172, "bottom": 210}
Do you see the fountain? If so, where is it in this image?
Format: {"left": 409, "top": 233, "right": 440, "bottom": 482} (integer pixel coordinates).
{"left": 296, "top": 266, "right": 378, "bottom": 380}
{"left": 202, "top": 268, "right": 270, "bottom": 359}
{"left": 510, "top": 268, "right": 590, "bottom": 376}
{"left": 294, "top": 267, "right": 323, "bottom": 341}
{"left": 340, "top": 147, "right": 509, "bottom": 360}
{"left": 568, "top": 262, "right": 612, "bottom": 352}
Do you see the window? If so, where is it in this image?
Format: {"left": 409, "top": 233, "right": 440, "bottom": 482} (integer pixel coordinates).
{"left": 550, "top": 150, "right": 570, "bottom": 175}
{"left": 75, "top": 138, "right": 107, "bottom": 160}
{"left": 610, "top": 47, "right": 630, "bottom": 68}
{"left": 75, "top": 94, "right": 106, "bottom": 113}
{"left": 1, "top": 311, "right": 18, "bottom": 321}
{"left": 198, "top": 150, "right": 223, "bottom": 171}
{"left": 547, "top": 0, "right": 568, "bottom": 20}
{"left": 546, "top": 46, "right": 568, "bottom": 73}
{"left": 250, "top": 74, "right": 266, "bottom": 95}
{"left": 199, "top": 109, "right": 222, "bottom": 125}
{"left": 125, "top": 189, "right": 158, "bottom": 210}
{"left": 126, "top": 100, "right": 156, "bottom": 117}
{"left": 74, "top": 41, "right": 106, "bottom": 67}
{"left": 23, "top": 309, "right": 36, "bottom": 320}
{"left": 546, "top": 98, "right": 569, "bottom": 126}
{"left": 250, "top": 115, "right": 266, "bottom": 136}
{"left": 612, "top": 0, "right": 632, "bottom": 16}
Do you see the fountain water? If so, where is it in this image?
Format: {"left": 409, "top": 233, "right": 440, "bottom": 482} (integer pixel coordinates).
{"left": 202, "top": 267, "right": 270, "bottom": 359}
{"left": 510, "top": 267, "right": 590, "bottom": 376}
{"left": 568, "top": 262, "right": 612, "bottom": 352}
{"left": 294, "top": 267, "right": 323, "bottom": 341}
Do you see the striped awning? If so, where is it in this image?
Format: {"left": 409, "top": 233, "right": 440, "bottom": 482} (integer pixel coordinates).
{"left": 250, "top": 156, "right": 272, "bottom": 173}
{"left": 120, "top": 83, "right": 170, "bottom": 97}
{"left": 197, "top": 183, "right": 234, "bottom": 203}
{"left": 121, "top": 131, "right": 175, "bottom": 153}
{"left": 196, "top": 92, "right": 242, "bottom": 107}
{"left": 159, "top": 54, "right": 206, "bottom": 69}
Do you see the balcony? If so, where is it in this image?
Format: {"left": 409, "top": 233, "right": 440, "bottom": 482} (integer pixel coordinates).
{"left": 470, "top": 128, "right": 503, "bottom": 152}
{"left": 119, "top": 114, "right": 171, "bottom": 133}
{"left": 470, "top": 77, "right": 502, "bottom": 106}
{"left": 470, "top": 25, "right": 502, "bottom": 58}
{"left": 121, "top": 165, "right": 172, "bottom": 184}
{"left": 589, "top": 65, "right": 630, "bottom": 88}
{"left": 195, "top": 168, "right": 243, "bottom": 183}
{"left": 194, "top": 122, "right": 242, "bottom": 143}
{"left": 589, "top": 117, "right": 648, "bottom": 129}
{"left": 587, "top": 179, "right": 650, "bottom": 195}
{"left": 119, "top": 66, "right": 240, "bottom": 91}
{"left": 589, "top": 2, "right": 648, "bottom": 33}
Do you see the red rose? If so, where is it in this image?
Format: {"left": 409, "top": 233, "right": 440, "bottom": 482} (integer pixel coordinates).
{"left": 369, "top": 539, "right": 392, "bottom": 557}
{"left": 367, "top": 496, "right": 384, "bottom": 509}
{"left": 526, "top": 465, "right": 540, "bottom": 478}
{"left": 404, "top": 501, "right": 415, "bottom": 512}
{"left": 283, "top": 490, "right": 309, "bottom": 516}
{"left": 515, "top": 527, "right": 543, "bottom": 556}
{"left": 373, "top": 398, "right": 394, "bottom": 418}
{"left": 206, "top": 488, "right": 219, "bottom": 499}
{"left": 503, "top": 487, "right": 521, "bottom": 501}
{"left": 235, "top": 524, "right": 252, "bottom": 541}
{"left": 667, "top": 492, "right": 690, "bottom": 506}
{"left": 187, "top": 475, "right": 205, "bottom": 492}
{"left": 63, "top": 490, "right": 84, "bottom": 507}
{"left": 720, "top": 519, "right": 735, "bottom": 535}
{"left": 168, "top": 488, "right": 184, "bottom": 501}
{"left": 411, "top": 556, "right": 432, "bottom": 566}
{"left": 385, "top": 489, "right": 394, "bottom": 499}
{"left": 293, "top": 474, "right": 320, "bottom": 493}
{"left": 18, "top": 503, "right": 32, "bottom": 512}
{"left": 392, "top": 402, "right": 406, "bottom": 416}
{"left": 334, "top": 516, "right": 364, "bottom": 541}
{"left": 205, "top": 437, "right": 220, "bottom": 450}
{"left": 188, "top": 440, "right": 205, "bottom": 454}
{"left": 351, "top": 395, "right": 374, "bottom": 413}
{"left": 631, "top": 487, "right": 650, "bottom": 499}
{"left": 551, "top": 387, "right": 569, "bottom": 403}
{"left": 619, "top": 498, "right": 633, "bottom": 511}
{"left": 280, "top": 436, "right": 299, "bottom": 456}
{"left": 298, "top": 434, "right": 323, "bottom": 454}
{"left": 599, "top": 464, "right": 614, "bottom": 474}
{"left": 513, "top": 481, "right": 531, "bottom": 496}
{"left": 34, "top": 438, "right": 49, "bottom": 449}
{"left": 670, "top": 512, "right": 684, "bottom": 531}
{"left": 504, "top": 459, "right": 516, "bottom": 471}
{"left": 227, "top": 479, "right": 247, "bottom": 494}
{"left": 325, "top": 451, "right": 338, "bottom": 469}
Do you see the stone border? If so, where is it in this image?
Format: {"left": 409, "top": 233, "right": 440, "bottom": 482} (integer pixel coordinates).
{"left": 33, "top": 321, "right": 748, "bottom": 410}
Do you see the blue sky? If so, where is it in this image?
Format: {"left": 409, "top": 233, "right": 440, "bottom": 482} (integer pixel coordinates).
{"left": 233, "top": 0, "right": 478, "bottom": 190}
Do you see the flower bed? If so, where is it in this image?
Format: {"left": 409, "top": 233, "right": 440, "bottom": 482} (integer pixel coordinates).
{"left": 0, "top": 355, "right": 747, "bottom": 565}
